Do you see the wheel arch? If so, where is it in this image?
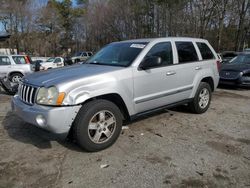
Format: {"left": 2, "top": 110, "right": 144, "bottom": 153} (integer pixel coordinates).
{"left": 201, "top": 77, "right": 215, "bottom": 92}
{"left": 8, "top": 71, "right": 24, "bottom": 79}
{"left": 81, "top": 93, "right": 130, "bottom": 121}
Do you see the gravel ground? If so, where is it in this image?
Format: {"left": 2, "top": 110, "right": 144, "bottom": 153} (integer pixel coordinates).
{"left": 0, "top": 87, "right": 249, "bottom": 188}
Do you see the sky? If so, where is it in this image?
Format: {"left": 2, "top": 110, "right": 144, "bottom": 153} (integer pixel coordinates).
{"left": 0, "top": 0, "right": 79, "bottom": 33}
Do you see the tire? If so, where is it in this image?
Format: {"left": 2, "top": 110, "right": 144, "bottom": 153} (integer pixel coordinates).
{"left": 189, "top": 82, "right": 212, "bottom": 114}
{"left": 74, "top": 99, "right": 123, "bottom": 152}
{"left": 9, "top": 73, "right": 23, "bottom": 83}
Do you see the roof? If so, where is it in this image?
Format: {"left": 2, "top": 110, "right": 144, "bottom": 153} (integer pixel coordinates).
{"left": 114, "top": 37, "right": 208, "bottom": 43}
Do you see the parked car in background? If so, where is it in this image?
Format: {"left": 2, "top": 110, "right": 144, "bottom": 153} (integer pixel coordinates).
{"left": 0, "top": 55, "right": 33, "bottom": 83}
{"left": 0, "top": 76, "right": 18, "bottom": 95}
{"left": 12, "top": 37, "right": 219, "bottom": 151}
{"left": 39, "top": 57, "right": 64, "bottom": 70}
{"left": 71, "top": 51, "right": 93, "bottom": 63}
{"left": 244, "top": 48, "right": 250, "bottom": 52}
{"left": 219, "top": 52, "right": 250, "bottom": 86}
{"left": 32, "top": 60, "right": 43, "bottom": 72}
{"left": 221, "top": 51, "right": 238, "bottom": 64}
{"left": 64, "top": 57, "right": 73, "bottom": 66}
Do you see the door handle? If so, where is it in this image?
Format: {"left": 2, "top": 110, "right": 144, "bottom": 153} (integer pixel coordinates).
{"left": 195, "top": 66, "right": 202, "bottom": 70}
{"left": 166, "top": 71, "right": 176, "bottom": 76}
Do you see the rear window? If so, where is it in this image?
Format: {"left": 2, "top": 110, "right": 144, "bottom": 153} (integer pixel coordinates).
{"left": 12, "top": 56, "right": 26, "bottom": 64}
{"left": 196, "top": 42, "right": 215, "bottom": 60}
{"left": 176, "top": 42, "right": 198, "bottom": 63}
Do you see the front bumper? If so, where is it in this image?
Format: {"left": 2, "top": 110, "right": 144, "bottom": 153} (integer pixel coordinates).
{"left": 11, "top": 95, "right": 81, "bottom": 135}
{"left": 219, "top": 77, "right": 250, "bottom": 86}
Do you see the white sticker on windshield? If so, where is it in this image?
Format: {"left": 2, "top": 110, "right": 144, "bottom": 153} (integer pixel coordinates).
{"left": 130, "top": 44, "right": 146, "bottom": 49}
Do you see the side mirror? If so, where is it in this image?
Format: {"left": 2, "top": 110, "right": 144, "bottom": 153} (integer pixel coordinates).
{"left": 139, "top": 56, "right": 162, "bottom": 70}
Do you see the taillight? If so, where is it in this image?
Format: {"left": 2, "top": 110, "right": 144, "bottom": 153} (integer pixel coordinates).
{"left": 24, "top": 56, "right": 30, "bottom": 64}
{"left": 216, "top": 60, "right": 221, "bottom": 71}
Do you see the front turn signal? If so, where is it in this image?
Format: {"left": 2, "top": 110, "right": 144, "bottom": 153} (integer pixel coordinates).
{"left": 56, "top": 92, "right": 66, "bottom": 105}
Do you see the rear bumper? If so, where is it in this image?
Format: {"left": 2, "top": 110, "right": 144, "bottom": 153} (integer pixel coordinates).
{"left": 11, "top": 95, "right": 81, "bottom": 135}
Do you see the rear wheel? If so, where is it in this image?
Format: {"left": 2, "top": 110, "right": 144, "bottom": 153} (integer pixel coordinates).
{"left": 9, "top": 73, "right": 23, "bottom": 83}
{"left": 74, "top": 99, "right": 123, "bottom": 152}
{"left": 189, "top": 82, "right": 212, "bottom": 114}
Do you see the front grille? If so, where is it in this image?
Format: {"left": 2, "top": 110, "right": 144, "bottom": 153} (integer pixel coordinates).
{"left": 220, "top": 71, "right": 240, "bottom": 80}
{"left": 18, "top": 83, "right": 37, "bottom": 105}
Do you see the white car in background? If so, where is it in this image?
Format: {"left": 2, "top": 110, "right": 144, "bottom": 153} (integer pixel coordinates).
{"left": 40, "top": 57, "right": 64, "bottom": 70}
{"left": 0, "top": 55, "right": 33, "bottom": 83}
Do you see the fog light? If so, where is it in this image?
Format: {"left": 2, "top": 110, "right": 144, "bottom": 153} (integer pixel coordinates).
{"left": 36, "top": 115, "right": 46, "bottom": 126}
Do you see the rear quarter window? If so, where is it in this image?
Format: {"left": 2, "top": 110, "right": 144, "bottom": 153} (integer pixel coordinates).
{"left": 175, "top": 42, "right": 198, "bottom": 63}
{"left": 196, "top": 42, "right": 215, "bottom": 60}
{"left": 12, "top": 56, "right": 26, "bottom": 64}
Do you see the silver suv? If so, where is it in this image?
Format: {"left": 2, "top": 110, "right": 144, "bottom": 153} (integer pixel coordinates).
{"left": 0, "top": 55, "right": 33, "bottom": 83}
{"left": 12, "top": 38, "right": 220, "bottom": 151}
{"left": 71, "top": 51, "right": 93, "bottom": 63}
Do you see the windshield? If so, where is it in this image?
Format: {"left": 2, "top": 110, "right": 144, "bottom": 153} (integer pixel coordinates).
{"left": 86, "top": 42, "right": 148, "bottom": 67}
{"left": 46, "top": 57, "right": 55, "bottom": 62}
{"left": 229, "top": 54, "right": 250, "bottom": 64}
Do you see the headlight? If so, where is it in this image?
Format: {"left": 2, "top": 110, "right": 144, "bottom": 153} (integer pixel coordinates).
{"left": 36, "top": 86, "right": 65, "bottom": 106}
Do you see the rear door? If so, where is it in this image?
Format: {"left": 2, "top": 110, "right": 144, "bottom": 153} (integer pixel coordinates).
{"left": 196, "top": 41, "right": 217, "bottom": 71}
{"left": 171, "top": 41, "right": 201, "bottom": 97}
{"left": 54, "top": 58, "right": 63, "bottom": 67}
{"left": 81, "top": 52, "right": 88, "bottom": 61}
{"left": 0, "top": 56, "right": 12, "bottom": 77}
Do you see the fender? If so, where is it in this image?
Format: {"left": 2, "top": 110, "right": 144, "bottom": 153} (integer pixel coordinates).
{"left": 61, "top": 70, "right": 135, "bottom": 116}
{"left": 190, "top": 68, "right": 216, "bottom": 98}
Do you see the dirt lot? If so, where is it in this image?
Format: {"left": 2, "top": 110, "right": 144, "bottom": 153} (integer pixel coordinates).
{"left": 0, "top": 87, "right": 249, "bottom": 188}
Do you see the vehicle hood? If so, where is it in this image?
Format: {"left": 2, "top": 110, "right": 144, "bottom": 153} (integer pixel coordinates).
{"left": 23, "top": 64, "right": 123, "bottom": 87}
{"left": 220, "top": 63, "right": 250, "bottom": 72}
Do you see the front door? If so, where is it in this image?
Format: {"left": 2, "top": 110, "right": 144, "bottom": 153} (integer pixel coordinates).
{"left": 133, "top": 42, "right": 179, "bottom": 113}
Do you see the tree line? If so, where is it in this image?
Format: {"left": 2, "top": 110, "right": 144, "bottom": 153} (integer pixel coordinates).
{"left": 0, "top": 0, "right": 249, "bottom": 56}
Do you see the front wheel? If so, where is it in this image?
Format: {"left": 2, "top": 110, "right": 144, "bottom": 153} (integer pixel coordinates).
{"left": 74, "top": 99, "right": 123, "bottom": 152}
{"left": 189, "top": 82, "right": 212, "bottom": 114}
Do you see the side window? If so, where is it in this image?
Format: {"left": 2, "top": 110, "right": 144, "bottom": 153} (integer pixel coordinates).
{"left": 196, "top": 42, "right": 215, "bottom": 60}
{"left": 54, "top": 58, "right": 61, "bottom": 63}
{"left": 144, "top": 42, "right": 173, "bottom": 68}
{"left": 0, "top": 56, "right": 11, "bottom": 65}
{"left": 176, "top": 42, "right": 198, "bottom": 63}
{"left": 12, "top": 56, "right": 26, "bottom": 64}
{"left": 82, "top": 52, "right": 87, "bottom": 57}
